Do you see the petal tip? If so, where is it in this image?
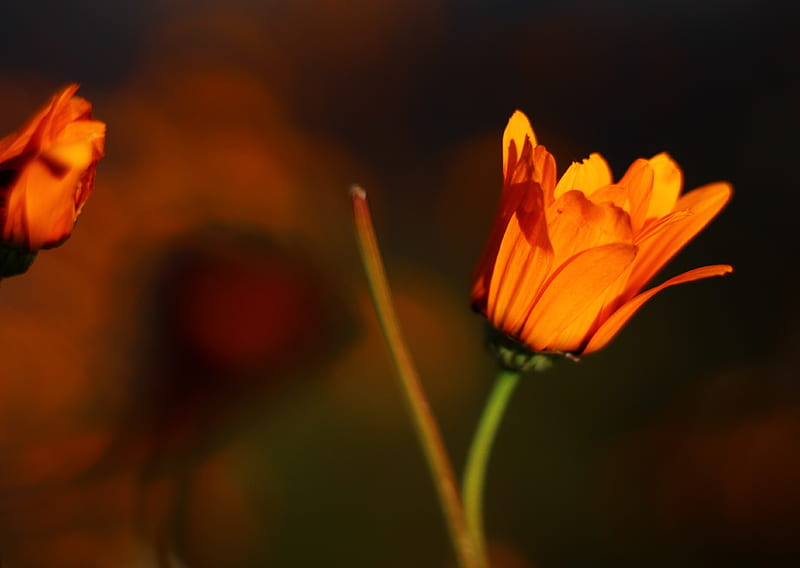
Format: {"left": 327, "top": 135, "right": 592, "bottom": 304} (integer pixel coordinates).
{"left": 509, "top": 109, "right": 530, "bottom": 123}
{"left": 504, "top": 110, "right": 536, "bottom": 146}
{"left": 54, "top": 83, "right": 81, "bottom": 102}
{"left": 703, "top": 180, "right": 734, "bottom": 201}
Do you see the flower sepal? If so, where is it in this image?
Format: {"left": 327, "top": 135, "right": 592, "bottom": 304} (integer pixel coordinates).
{"left": 0, "top": 245, "right": 37, "bottom": 278}
{"left": 487, "top": 327, "right": 569, "bottom": 374}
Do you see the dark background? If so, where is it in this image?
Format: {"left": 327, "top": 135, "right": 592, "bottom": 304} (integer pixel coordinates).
{"left": 0, "top": 1, "right": 797, "bottom": 566}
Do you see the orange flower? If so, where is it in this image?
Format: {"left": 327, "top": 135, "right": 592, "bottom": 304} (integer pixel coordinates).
{"left": 0, "top": 84, "right": 105, "bottom": 251}
{"left": 472, "top": 111, "right": 732, "bottom": 356}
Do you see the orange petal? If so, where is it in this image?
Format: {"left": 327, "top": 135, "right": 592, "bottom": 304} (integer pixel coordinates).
{"left": 471, "top": 169, "right": 539, "bottom": 304}
{"left": 61, "top": 95, "right": 93, "bottom": 123}
{"left": 618, "top": 158, "right": 654, "bottom": 234}
{"left": 506, "top": 128, "right": 554, "bottom": 194}
{"left": 554, "top": 153, "right": 613, "bottom": 200}
{"left": 486, "top": 190, "right": 554, "bottom": 334}
{"left": 625, "top": 181, "right": 732, "bottom": 297}
{"left": 53, "top": 119, "right": 106, "bottom": 152}
{"left": 39, "top": 91, "right": 92, "bottom": 148}
{"left": 584, "top": 264, "right": 733, "bottom": 354}
{"left": 0, "top": 85, "right": 81, "bottom": 162}
{"left": 507, "top": 132, "right": 536, "bottom": 186}
{"left": 533, "top": 145, "right": 557, "bottom": 205}
{"left": 545, "top": 261, "right": 634, "bottom": 352}
{"left": 646, "top": 153, "right": 682, "bottom": 219}
{"left": 2, "top": 149, "right": 92, "bottom": 249}
{"left": 588, "top": 183, "right": 628, "bottom": 209}
{"left": 520, "top": 243, "right": 637, "bottom": 351}
{"left": 547, "top": 190, "right": 633, "bottom": 269}
{"left": 503, "top": 111, "right": 537, "bottom": 183}
{"left": 472, "top": 137, "right": 555, "bottom": 305}
{"left": 471, "top": 180, "right": 529, "bottom": 304}
{"left": 633, "top": 209, "right": 692, "bottom": 246}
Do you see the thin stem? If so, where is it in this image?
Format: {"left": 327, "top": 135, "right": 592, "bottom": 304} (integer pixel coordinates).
{"left": 350, "top": 186, "right": 481, "bottom": 568}
{"left": 462, "top": 368, "right": 521, "bottom": 564}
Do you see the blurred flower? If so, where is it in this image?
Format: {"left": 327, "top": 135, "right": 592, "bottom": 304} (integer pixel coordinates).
{"left": 0, "top": 84, "right": 105, "bottom": 252}
{"left": 472, "top": 111, "right": 731, "bottom": 355}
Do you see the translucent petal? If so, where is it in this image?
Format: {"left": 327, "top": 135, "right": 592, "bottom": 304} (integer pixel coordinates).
{"left": 2, "top": 152, "right": 88, "bottom": 249}
{"left": 547, "top": 190, "right": 633, "bottom": 270}
{"left": 588, "top": 183, "right": 628, "bottom": 210}
{"left": 646, "top": 152, "right": 682, "bottom": 219}
{"left": 554, "top": 153, "right": 613, "bottom": 200}
{"left": 486, "top": 191, "right": 554, "bottom": 333}
{"left": 618, "top": 158, "right": 654, "bottom": 234}
{"left": 0, "top": 85, "right": 82, "bottom": 162}
{"left": 520, "top": 243, "right": 637, "bottom": 351}
{"left": 503, "top": 111, "right": 536, "bottom": 183}
{"left": 625, "top": 181, "right": 732, "bottom": 297}
{"left": 584, "top": 264, "right": 733, "bottom": 354}
{"left": 472, "top": 143, "right": 555, "bottom": 304}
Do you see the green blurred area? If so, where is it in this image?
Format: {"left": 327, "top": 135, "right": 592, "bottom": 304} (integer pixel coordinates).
{"left": 0, "top": 1, "right": 797, "bottom": 566}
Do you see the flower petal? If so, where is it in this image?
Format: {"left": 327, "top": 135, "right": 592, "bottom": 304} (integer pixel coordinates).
{"left": 625, "top": 181, "right": 732, "bottom": 297}
{"left": 584, "top": 264, "right": 733, "bottom": 354}
{"left": 505, "top": 125, "right": 555, "bottom": 196}
{"left": 2, "top": 146, "right": 94, "bottom": 249}
{"left": 646, "top": 152, "right": 682, "bottom": 219}
{"left": 618, "top": 158, "right": 654, "bottom": 234}
{"left": 633, "top": 209, "right": 692, "bottom": 246}
{"left": 0, "top": 85, "right": 81, "bottom": 163}
{"left": 588, "top": 183, "right": 628, "bottom": 209}
{"left": 485, "top": 187, "right": 554, "bottom": 333}
{"left": 503, "top": 110, "right": 537, "bottom": 183}
{"left": 547, "top": 189, "right": 633, "bottom": 269}
{"left": 533, "top": 145, "right": 557, "bottom": 205}
{"left": 53, "top": 119, "right": 106, "bottom": 151}
{"left": 520, "top": 243, "right": 637, "bottom": 351}
{"left": 554, "top": 153, "right": 613, "bottom": 200}
{"left": 470, "top": 180, "right": 529, "bottom": 303}
{"left": 546, "top": 262, "right": 634, "bottom": 353}
{"left": 472, "top": 142, "right": 556, "bottom": 303}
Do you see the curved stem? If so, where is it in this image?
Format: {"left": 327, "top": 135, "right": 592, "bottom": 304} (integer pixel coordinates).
{"left": 462, "top": 368, "right": 521, "bottom": 564}
{"left": 351, "top": 187, "right": 482, "bottom": 568}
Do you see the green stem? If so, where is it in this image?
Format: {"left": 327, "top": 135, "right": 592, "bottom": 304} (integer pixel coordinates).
{"left": 462, "top": 368, "right": 521, "bottom": 564}
{"left": 350, "top": 186, "right": 482, "bottom": 568}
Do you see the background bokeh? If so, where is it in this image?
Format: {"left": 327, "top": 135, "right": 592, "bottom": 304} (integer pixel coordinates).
{"left": 0, "top": 1, "right": 798, "bottom": 566}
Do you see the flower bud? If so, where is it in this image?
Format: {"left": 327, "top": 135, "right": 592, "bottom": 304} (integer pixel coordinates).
{"left": 0, "top": 84, "right": 105, "bottom": 269}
